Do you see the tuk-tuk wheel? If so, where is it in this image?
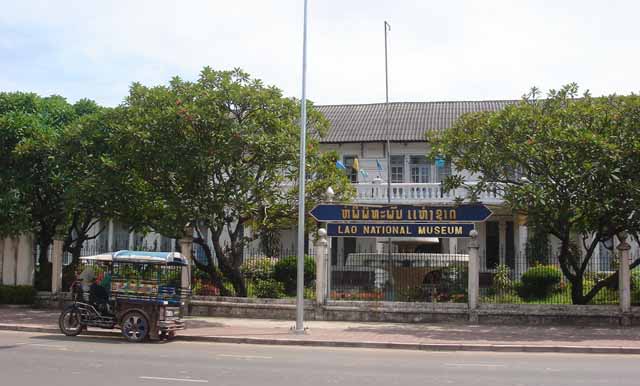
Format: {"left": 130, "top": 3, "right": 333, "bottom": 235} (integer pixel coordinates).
{"left": 121, "top": 311, "right": 149, "bottom": 343}
{"left": 59, "top": 307, "right": 83, "bottom": 336}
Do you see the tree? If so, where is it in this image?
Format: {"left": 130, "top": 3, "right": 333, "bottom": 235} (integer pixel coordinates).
{"left": 0, "top": 92, "right": 126, "bottom": 289}
{"left": 0, "top": 93, "right": 78, "bottom": 289}
{"left": 428, "top": 84, "right": 640, "bottom": 304}
{"left": 113, "top": 67, "right": 353, "bottom": 296}
{"left": 58, "top": 107, "right": 145, "bottom": 268}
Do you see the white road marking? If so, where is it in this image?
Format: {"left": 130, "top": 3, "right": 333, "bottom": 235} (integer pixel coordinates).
{"left": 139, "top": 376, "right": 208, "bottom": 383}
{"left": 217, "top": 354, "right": 272, "bottom": 360}
{"left": 444, "top": 363, "right": 506, "bottom": 368}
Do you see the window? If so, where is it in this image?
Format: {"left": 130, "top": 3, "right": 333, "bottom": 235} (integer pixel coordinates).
{"left": 390, "top": 155, "right": 404, "bottom": 183}
{"left": 436, "top": 159, "right": 452, "bottom": 183}
{"left": 410, "top": 156, "right": 429, "bottom": 183}
{"left": 343, "top": 155, "right": 358, "bottom": 183}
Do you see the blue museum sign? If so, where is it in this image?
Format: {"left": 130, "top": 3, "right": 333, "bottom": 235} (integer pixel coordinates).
{"left": 310, "top": 204, "right": 492, "bottom": 223}
{"left": 326, "top": 223, "right": 475, "bottom": 238}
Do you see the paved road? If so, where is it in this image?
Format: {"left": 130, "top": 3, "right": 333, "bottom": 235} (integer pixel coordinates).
{"left": 0, "top": 330, "right": 638, "bottom": 386}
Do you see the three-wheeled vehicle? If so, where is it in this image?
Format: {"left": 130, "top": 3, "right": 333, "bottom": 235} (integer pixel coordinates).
{"left": 59, "top": 250, "right": 187, "bottom": 342}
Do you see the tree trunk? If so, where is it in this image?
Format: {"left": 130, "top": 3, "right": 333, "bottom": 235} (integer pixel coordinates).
{"left": 35, "top": 237, "right": 52, "bottom": 291}
{"left": 229, "top": 265, "right": 247, "bottom": 297}
{"left": 192, "top": 238, "right": 231, "bottom": 296}
{"left": 569, "top": 273, "right": 586, "bottom": 304}
{"left": 210, "top": 230, "right": 248, "bottom": 297}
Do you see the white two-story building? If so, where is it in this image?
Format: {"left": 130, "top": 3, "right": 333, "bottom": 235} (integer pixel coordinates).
{"left": 276, "top": 100, "right": 624, "bottom": 278}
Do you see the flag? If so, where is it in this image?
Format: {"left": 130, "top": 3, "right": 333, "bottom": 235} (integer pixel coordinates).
{"left": 376, "top": 159, "right": 384, "bottom": 171}
{"left": 335, "top": 160, "right": 346, "bottom": 170}
{"left": 352, "top": 158, "right": 360, "bottom": 171}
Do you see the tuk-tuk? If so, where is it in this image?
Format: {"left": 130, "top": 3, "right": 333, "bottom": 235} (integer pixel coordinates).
{"left": 58, "top": 250, "right": 187, "bottom": 342}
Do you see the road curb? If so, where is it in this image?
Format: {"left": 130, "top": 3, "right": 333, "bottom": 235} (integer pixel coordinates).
{"left": 2, "top": 324, "right": 639, "bottom": 354}
{"left": 177, "top": 335, "right": 640, "bottom": 354}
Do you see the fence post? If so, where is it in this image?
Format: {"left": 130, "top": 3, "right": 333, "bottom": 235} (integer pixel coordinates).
{"left": 468, "top": 229, "right": 480, "bottom": 323}
{"left": 0, "top": 237, "right": 4, "bottom": 285}
{"left": 617, "top": 231, "right": 631, "bottom": 324}
{"left": 179, "top": 228, "right": 193, "bottom": 306}
{"left": 51, "top": 238, "right": 64, "bottom": 297}
{"left": 315, "top": 228, "right": 329, "bottom": 305}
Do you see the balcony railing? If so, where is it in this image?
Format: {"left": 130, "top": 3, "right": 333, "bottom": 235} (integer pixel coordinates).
{"left": 353, "top": 182, "right": 503, "bottom": 204}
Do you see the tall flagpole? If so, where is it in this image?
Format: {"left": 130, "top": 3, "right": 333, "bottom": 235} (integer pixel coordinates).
{"left": 295, "top": 0, "right": 309, "bottom": 334}
{"left": 384, "top": 21, "right": 392, "bottom": 258}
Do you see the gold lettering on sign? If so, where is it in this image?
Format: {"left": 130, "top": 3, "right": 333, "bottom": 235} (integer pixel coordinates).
{"left": 351, "top": 208, "right": 360, "bottom": 220}
{"left": 362, "top": 208, "right": 370, "bottom": 220}
{"left": 371, "top": 209, "right": 380, "bottom": 220}
{"left": 341, "top": 208, "right": 350, "bottom": 220}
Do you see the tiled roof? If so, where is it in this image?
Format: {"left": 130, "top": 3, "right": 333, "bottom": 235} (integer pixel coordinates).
{"left": 315, "top": 100, "right": 517, "bottom": 143}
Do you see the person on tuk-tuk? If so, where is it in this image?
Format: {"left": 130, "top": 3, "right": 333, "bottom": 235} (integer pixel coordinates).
{"left": 79, "top": 266, "right": 111, "bottom": 313}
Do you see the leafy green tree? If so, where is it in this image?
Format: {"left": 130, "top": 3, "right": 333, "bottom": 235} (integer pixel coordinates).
{"left": 0, "top": 93, "right": 77, "bottom": 289}
{"left": 113, "top": 67, "right": 353, "bottom": 296}
{"left": 0, "top": 92, "right": 128, "bottom": 289}
{"left": 428, "top": 84, "right": 640, "bottom": 304}
{"left": 58, "top": 107, "right": 146, "bottom": 267}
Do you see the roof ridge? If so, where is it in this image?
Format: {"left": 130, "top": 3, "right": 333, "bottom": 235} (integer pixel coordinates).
{"left": 316, "top": 100, "right": 519, "bottom": 108}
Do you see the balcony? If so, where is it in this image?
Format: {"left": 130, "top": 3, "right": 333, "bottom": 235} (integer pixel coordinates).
{"left": 352, "top": 182, "right": 503, "bottom": 204}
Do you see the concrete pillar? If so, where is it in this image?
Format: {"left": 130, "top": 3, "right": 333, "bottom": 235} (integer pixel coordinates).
{"left": 107, "top": 220, "right": 115, "bottom": 251}
{"left": 2, "top": 238, "right": 16, "bottom": 285}
{"left": 51, "top": 238, "right": 65, "bottom": 295}
{"left": 179, "top": 232, "right": 193, "bottom": 295}
{"left": 0, "top": 238, "right": 4, "bottom": 285}
{"left": 498, "top": 221, "right": 507, "bottom": 266}
{"left": 449, "top": 238, "right": 458, "bottom": 254}
{"left": 468, "top": 230, "right": 480, "bottom": 322}
{"left": 314, "top": 228, "right": 329, "bottom": 305}
{"left": 16, "top": 235, "right": 34, "bottom": 286}
{"left": 516, "top": 223, "right": 528, "bottom": 278}
{"left": 617, "top": 232, "right": 631, "bottom": 316}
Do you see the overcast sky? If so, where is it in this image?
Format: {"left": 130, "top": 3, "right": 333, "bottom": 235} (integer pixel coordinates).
{"left": 1, "top": 0, "right": 638, "bottom": 107}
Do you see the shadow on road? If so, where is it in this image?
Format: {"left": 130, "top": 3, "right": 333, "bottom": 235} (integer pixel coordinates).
{"left": 27, "top": 333, "right": 179, "bottom": 345}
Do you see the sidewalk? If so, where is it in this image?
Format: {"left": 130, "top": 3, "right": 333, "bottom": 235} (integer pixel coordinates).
{"left": 1, "top": 306, "right": 640, "bottom": 354}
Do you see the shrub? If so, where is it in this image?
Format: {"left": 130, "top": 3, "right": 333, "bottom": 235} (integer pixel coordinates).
{"left": 273, "top": 255, "right": 316, "bottom": 296}
{"left": 253, "top": 279, "right": 285, "bottom": 299}
{"left": 0, "top": 285, "right": 37, "bottom": 304}
{"left": 397, "top": 286, "right": 426, "bottom": 302}
{"left": 492, "top": 264, "right": 513, "bottom": 294}
{"left": 517, "top": 265, "right": 562, "bottom": 300}
{"left": 241, "top": 257, "right": 277, "bottom": 282}
{"left": 631, "top": 269, "right": 640, "bottom": 291}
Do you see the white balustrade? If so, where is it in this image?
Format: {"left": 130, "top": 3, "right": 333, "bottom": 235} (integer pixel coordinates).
{"left": 353, "top": 182, "right": 503, "bottom": 204}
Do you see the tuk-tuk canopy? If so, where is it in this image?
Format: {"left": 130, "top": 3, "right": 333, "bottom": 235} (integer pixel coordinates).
{"left": 80, "top": 250, "right": 188, "bottom": 266}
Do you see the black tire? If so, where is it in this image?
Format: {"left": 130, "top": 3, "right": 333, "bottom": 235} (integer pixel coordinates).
{"left": 59, "top": 307, "right": 83, "bottom": 337}
{"left": 121, "top": 311, "right": 149, "bottom": 343}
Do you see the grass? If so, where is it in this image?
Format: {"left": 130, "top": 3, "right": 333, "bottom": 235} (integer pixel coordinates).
{"left": 480, "top": 284, "right": 621, "bottom": 305}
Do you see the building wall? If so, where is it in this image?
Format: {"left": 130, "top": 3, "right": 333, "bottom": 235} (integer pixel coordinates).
{"left": 1, "top": 235, "right": 34, "bottom": 286}
{"left": 320, "top": 141, "right": 474, "bottom": 183}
